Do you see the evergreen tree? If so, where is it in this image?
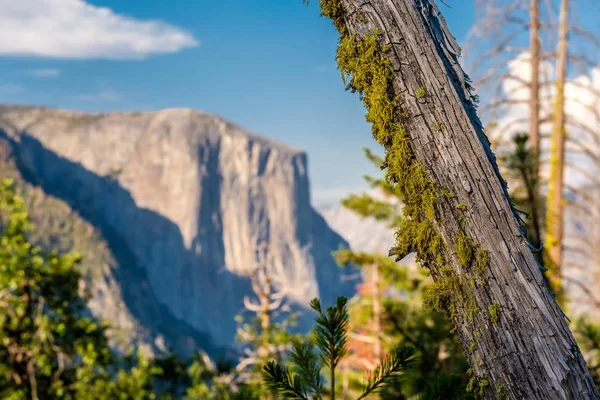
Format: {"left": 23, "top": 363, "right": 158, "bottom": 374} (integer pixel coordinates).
{"left": 499, "top": 134, "right": 543, "bottom": 256}
{"left": 0, "top": 177, "right": 185, "bottom": 400}
{"left": 0, "top": 177, "right": 113, "bottom": 399}
{"left": 262, "top": 296, "right": 416, "bottom": 400}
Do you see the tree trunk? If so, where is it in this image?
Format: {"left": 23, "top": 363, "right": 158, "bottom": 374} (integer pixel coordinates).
{"left": 529, "top": 0, "right": 541, "bottom": 157}
{"left": 319, "top": 0, "right": 599, "bottom": 398}
{"left": 545, "top": 0, "right": 568, "bottom": 297}
{"left": 371, "top": 263, "right": 382, "bottom": 361}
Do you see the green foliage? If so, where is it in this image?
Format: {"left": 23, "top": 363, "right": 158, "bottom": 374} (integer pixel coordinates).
{"left": 0, "top": 178, "right": 112, "bottom": 398}
{"left": 574, "top": 318, "right": 600, "bottom": 388}
{"left": 262, "top": 296, "right": 416, "bottom": 400}
{"left": 310, "top": 297, "right": 349, "bottom": 397}
{"left": 358, "top": 345, "right": 416, "bottom": 399}
{"left": 499, "top": 134, "right": 543, "bottom": 255}
{"left": 419, "top": 374, "right": 471, "bottom": 400}
{"left": 0, "top": 178, "right": 240, "bottom": 399}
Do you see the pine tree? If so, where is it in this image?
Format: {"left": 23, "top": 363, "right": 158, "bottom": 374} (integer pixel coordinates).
{"left": 262, "top": 296, "right": 416, "bottom": 400}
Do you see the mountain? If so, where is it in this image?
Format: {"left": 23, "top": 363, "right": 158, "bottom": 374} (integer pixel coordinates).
{"left": 315, "top": 190, "right": 416, "bottom": 267}
{"left": 315, "top": 189, "right": 396, "bottom": 254}
{"left": 0, "top": 105, "right": 358, "bottom": 357}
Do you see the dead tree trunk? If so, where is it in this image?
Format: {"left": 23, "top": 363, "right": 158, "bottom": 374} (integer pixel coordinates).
{"left": 316, "top": 0, "right": 599, "bottom": 398}
{"left": 529, "top": 0, "right": 541, "bottom": 157}
{"left": 545, "top": 0, "right": 568, "bottom": 296}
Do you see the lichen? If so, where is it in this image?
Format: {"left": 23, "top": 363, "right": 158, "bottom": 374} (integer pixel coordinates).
{"left": 489, "top": 302, "right": 500, "bottom": 324}
{"left": 416, "top": 87, "right": 426, "bottom": 98}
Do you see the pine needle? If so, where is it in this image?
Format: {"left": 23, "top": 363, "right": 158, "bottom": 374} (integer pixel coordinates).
{"left": 262, "top": 361, "right": 309, "bottom": 399}
{"left": 358, "top": 344, "right": 416, "bottom": 399}
{"left": 289, "top": 342, "right": 324, "bottom": 397}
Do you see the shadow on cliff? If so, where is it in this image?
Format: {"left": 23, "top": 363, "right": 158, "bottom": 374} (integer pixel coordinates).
{"left": 0, "top": 129, "right": 232, "bottom": 359}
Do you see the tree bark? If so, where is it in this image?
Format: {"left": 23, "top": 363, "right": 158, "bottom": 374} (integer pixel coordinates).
{"left": 325, "top": 0, "right": 599, "bottom": 398}
{"left": 529, "top": 0, "right": 541, "bottom": 157}
{"left": 545, "top": 0, "right": 568, "bottom": 296}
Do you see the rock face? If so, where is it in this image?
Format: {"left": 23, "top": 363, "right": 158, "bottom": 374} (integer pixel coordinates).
{"left": 0, "top": 105, "right": 358, "bottom": 355}
{"left": 316, "top": 190, "right": 396, "bottom": 254}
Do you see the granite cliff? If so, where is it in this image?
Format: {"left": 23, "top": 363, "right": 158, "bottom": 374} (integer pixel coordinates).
{"left": 0, "top": 105, "right": 358, "bottom": 356}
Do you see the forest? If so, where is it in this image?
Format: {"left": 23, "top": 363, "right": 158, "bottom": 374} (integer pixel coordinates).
{"left": 2, "top": 0, "right": 600, "bottom": 399}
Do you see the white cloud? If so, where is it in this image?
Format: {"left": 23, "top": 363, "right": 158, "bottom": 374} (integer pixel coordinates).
{"left": 0, "top": 0, "right": 198, "bottom": 59}
{"left": 489, "top": 52, "right": 600, "bottom": 188}
{"left": 24, "top": 68, "right": 61, "bottom": 78}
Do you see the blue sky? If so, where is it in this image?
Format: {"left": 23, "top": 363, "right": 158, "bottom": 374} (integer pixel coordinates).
{"left": 0, "top": 0, "right": 476, "bottom": 205}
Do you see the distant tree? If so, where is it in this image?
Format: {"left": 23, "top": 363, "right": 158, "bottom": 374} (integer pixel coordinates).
{"left": 0, "top": 177, "right": 114, "bottom": 399}
{"left": 234, "top": 241, "right": 304, "bottom": 397}
{"left": 0, "top": 177, "right": 179, "bottom": 400}
{"left": 500, "top": 134, "right": 543, "bottom": 254}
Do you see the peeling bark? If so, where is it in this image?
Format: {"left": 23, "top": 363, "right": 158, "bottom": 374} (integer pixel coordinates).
{"left": 329, "top": 0, "right": 599, "bottom": 398}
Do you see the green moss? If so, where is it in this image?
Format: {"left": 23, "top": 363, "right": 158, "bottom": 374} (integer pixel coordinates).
{"left": 469, "top": 341, "right": 476, "bottom": 352}
{"left": 467, "top": 376, "right": 489, "bottom": 397}
{"left": 468, "top": 305, "right": 481, "bottom": 322}
{"left": 475, "top": 248, "right": 489, "bottom": 275}
{"left": 442, "top": 189, "right": 454, "bottom": 198}
{"left": 497, "top": 383, "right": 505, "bottom": 398}
{"left": 416, "top": 87, "right": 426, "bottom": 98}
{"left": 456, "top": 229, "right": 474, "bottom": 267}
{"left": 433, "top": 122, "right": 442, "bottom": 131}
{"left": 315, "top": 0, "right": 346, "bottom": 34}
{"left": 356, "top": 10, "right": 368, "bottom": 23}
{"left": 466, "top": 377, "right": 476, "bottom": 393}
{"left": 457, "top": 203, "right": 467, "bottom": 211}
{"left": 423, "top": 276, "right": 459, "bottom": 316}
{"left": 475, "top": 329, "right": 482, "bottom": 339}
{"left": 478, "top": 379, "right": 489, "bottom": 395}
{"left": 489, "top": 302, "right": 500, "bottom": 324}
